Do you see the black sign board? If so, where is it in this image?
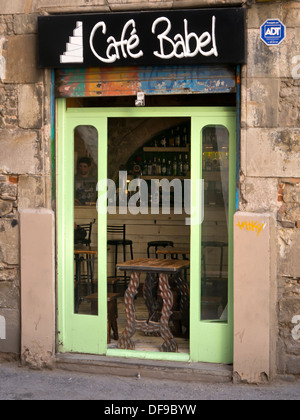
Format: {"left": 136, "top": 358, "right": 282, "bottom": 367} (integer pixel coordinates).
{"left": 38, "top": 8, "right": 246, "bottom": 68}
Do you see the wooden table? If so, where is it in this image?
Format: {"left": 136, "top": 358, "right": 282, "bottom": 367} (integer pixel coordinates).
{"left": 116, "top": 258, "right": 190, "bottom": 352}
{"left": 156, "top": 249, "right": 190, "bottom": 284}
{"left": 74, "top": 246, "right": 97, "bottom": 312}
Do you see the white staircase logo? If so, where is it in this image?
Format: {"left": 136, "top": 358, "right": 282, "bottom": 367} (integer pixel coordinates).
{"left": 60, "top": 21, "right": 84, "bottom": 64}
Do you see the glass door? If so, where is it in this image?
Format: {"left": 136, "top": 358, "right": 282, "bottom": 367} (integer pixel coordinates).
{"left": 57, "top": 101, "right": 108, "bottom": 354}
{"left": 190, "top": 113, "right": 236, "bottom": 364}
{"left": 57, "top": 100, "right": 236, "bottom": 363}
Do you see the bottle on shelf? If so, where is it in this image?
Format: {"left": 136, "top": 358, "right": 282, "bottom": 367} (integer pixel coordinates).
{"left": 147, "top": 159, "right": 152, "bottom": 175}
{"left": 142, "top": 159, "right": 147, "bottom": 176}
{"left": 182, "top": 127, "right": 188, "bottom": 147}
{"left": 156, "top": 157, "right": 162, "bottom": 175}
{"left": 152, "top": 157, "right": 157, "bottom": 175}
{"left": 172, "top": 155, "right": 178, "bottom": 176}
{"left": 167, "top": 160, "right": 172, "bottom": 176}
{"left": 212, "top": 152, "right": 219, "bottom": 169}
{"left": 161, "top": 158, "right": 167, "bottom": 176}
{"left": 205, "top": 152, "right": 212, "bottom": 171}
{"left": 178, "top": 154, "right": 183, "bottom": 176}
{"left": 169, "top": 129, "right": 175, "bottom": 147}
{"left": 183, "top": 154, "right": 189, "bottom": 176}
{"left": 175, "top": 126, "right": 181, "bottom": 147}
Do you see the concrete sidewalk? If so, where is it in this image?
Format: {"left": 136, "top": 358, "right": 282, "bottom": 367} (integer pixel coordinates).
{"left": 0, "top": 359, "right": 299, "bottom": 400}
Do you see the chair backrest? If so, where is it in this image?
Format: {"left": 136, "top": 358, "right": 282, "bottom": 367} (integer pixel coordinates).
{"left": 107, "top": 224, "right": 126, "bottom": 241}
{"left": 75, "top": 219, "right": 96, "bottom": 246}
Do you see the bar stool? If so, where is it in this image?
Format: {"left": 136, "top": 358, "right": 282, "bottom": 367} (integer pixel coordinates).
{"left": 107, "top": 224, "right": 133, "bottom": 288}
{"left": 147, "top": 241, "right": 174, "bottom": 258}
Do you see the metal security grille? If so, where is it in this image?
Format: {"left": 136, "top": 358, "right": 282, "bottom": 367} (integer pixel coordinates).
{"left": 55, "top": 65, "right": 236, "bottom": 98}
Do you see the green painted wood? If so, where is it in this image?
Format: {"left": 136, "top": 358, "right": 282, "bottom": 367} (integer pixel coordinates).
{"left": 57, "top": 99, "right": 107, "bottom": 355}
{"left": 57, "top": 100, "right": 236, "bottom": 363}
{"left": 190, "top": 113, "right": 236, "bottom": 364}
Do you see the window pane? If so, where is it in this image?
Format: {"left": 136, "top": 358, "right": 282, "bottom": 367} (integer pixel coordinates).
{"left": 74, "top": 125, "right": 98, "bottom": 315}
{"left": 201, "top": 125, "right": 229, "bottom": 321}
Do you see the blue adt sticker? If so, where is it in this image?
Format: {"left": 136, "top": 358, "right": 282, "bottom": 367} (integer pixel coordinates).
{"left": 260, "top": 19, "right": 286, "bottom": 45}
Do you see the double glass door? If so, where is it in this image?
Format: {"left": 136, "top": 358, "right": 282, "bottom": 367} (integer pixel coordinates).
{"left": 57, "top": 100, "right": 236, "bottom": 363}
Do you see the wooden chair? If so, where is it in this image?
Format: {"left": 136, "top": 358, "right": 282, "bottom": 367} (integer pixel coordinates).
{"left": 107, "top": 224, "right": 133, "bottom": 289}
{"left": 74, "top": 218, "right": 96, "bottom": 246}
{"left": 147, "top": 241, "right": 174, "bottom": 258}
{"left": 74, "top": 219, "right": 97, "bottom": 311}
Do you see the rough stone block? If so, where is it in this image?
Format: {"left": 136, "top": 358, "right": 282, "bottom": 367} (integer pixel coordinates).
{"left": 35, "top": 0, "right": 107, "bottom": 10}
{"left": 246, "top": 128, "right": 300, "bottom": 177}
{"left": 240, "top": 177, "right": 278, "bottom": 213}
{"left": 0, "top": 281, "right": 19, "bottom": 310}
{"left": 18, "top": 175, "right": 45, "bottom": 209}
{"left": 247, "top": 30, "right": 280, "bottom": 78}
{"left": 0, "top": 200, "right": 13, "bottom": 217}
{"left": 247, "top": 78, "right": 279, "bottom": 128}
{"left": 286, "top": 356, "right": 300, "bottom": 375}
{"left": 279, "top": 80, "right": 300, "bottom": 128}
{"left": 280, "top": 28, "right": 300, "bottom": 79}
{"left": 283, "top": 2, "right": 300, "bottom": 28}
{"left": 14, "top": 14, "right": 38, "bottom": 35}
{"left": 283, "top": 183, "right": 300, "bottom": 204}
{"left": 278, "top": 229, "right": 300, "bottom": 278}
{"left": 0, "top": 266, "right": 18, "bottom": 282}
{"left": 0, "top": 129, "right": 41, "bottom": 174}
{"left": 0, "top": 219, "right": 19, "bottom": 265}
{"left": 0, "top": 182, "right": 17, "bottom": 200}
{"left": 279, "top": 297, "right": 300, "bottom": 324}
{"left": 0, "top": 1, "right": 28, "bottom": 14}
{"left": 18, "top": 84, "right": 43, "bottom": 129}
{"left": 3, "top": 35, "right": 42, "bottom": 84}
{"left": 247, "top": 3, "right": 282, "bottom": 29}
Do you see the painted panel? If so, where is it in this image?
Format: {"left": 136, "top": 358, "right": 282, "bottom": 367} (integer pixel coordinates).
{"left": 55, "top": 66, "right": 236, "bottom": 97}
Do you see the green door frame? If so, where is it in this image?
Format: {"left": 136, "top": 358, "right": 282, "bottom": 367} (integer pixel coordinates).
{"left": 57, "top": 98, "right": 236, "bottom": 363}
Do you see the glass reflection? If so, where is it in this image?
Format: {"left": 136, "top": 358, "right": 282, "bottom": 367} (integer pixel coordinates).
{"left": 74, "top": 126, "right": 98, "bottom": 315}
{"left": 201, "top": 126, "right": 229, "bottom": 321}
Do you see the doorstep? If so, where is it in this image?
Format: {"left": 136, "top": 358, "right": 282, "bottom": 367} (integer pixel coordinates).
{"left": 55, "top": 353, "right": 233, "bottom": 383}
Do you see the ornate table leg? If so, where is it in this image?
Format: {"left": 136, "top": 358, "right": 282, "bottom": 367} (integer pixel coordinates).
{"left": 117, "top": 271, "right": 140, "bottom": 350}
{"left": 159, "top": 272, "right": 178, "bottom": 352}
{"left": 174, "top": 273, "right": 190, "bottom": 331}
{"left": 143, "top": 273, "right": 161, "bottom": 336}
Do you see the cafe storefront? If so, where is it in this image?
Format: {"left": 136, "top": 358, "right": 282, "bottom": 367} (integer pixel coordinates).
{"left": 4, "top": 1, "right": 296, "bottom": 384}
{"left": 38, "top": 8, "right": 245, "bottom": 364}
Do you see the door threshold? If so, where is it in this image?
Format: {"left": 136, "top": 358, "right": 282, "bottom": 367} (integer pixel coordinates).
{"left": 55, "top": 353, "right": 233, "bottom": 383}
{"left": 107, "top": 348, "right": 190, "bottom": 362}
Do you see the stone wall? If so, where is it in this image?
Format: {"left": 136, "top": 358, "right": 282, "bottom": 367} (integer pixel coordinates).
{"left": 239, "top": 1, "right": 300, "bottom": 376}
{"left": 0, "top": 0, "right": 299, "bottom": 375}
{"left": 0, "top": 11, "right": 52, "bottom": 354}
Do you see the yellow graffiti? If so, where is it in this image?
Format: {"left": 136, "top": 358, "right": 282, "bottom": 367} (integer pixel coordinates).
{"left": 236, "top": 220, "right": 265, "bottom": 236}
